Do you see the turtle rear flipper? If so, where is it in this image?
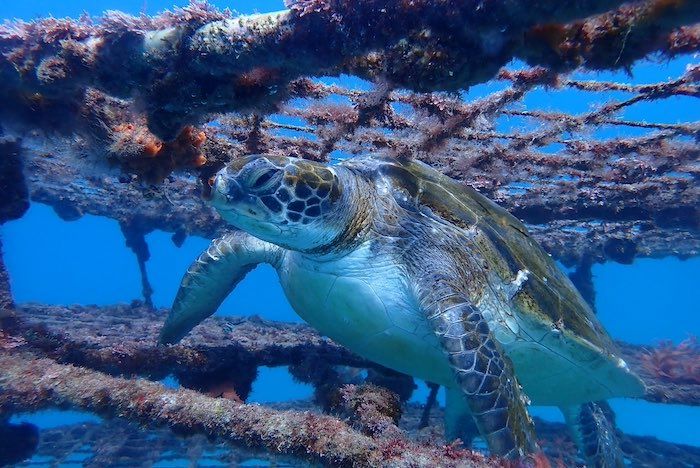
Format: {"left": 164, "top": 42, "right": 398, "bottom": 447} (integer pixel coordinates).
{"left": 561, "top": 401, "right": 624, "bottom": 468}
{"left": 444, "top": 386, "right": 480, "bottom": 447}
{"left": 418, "top": 272, "right": 538, "bottom": 459}
{"left": 159, "top": 230, "right": 281, "bottom": 344}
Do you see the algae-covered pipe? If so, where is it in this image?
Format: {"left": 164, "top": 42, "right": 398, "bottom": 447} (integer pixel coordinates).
{"left": 3, "top": 1, "right": 691, "bottom": 140}
{"left": 0, "top": 352, "right": 497, "bottom": 467}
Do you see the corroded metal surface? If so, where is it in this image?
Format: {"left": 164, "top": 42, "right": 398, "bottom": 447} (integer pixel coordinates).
{"left": 6, "top": 401, "right": 700, "bottom": 468}
{"left": 4, "top": 381, "right": 700, "bottom": 467}
{"left": 13, "top": 304, "right": 374, "bottom": 376}
{"left": 5, "top": 1, "right": 687, "bottom": 138}
{"left": 0, "top": 352, "right": 501, "bottom": 467}
{"left": 0, "top": 138, "right": 28, "bottom": 224}
{"left": 9, "top": 304, "right": 700, "bottom": 407}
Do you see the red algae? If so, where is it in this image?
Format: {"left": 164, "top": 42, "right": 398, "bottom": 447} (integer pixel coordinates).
{"left": 642, "top": 337, "right": 700, "bottom": 385}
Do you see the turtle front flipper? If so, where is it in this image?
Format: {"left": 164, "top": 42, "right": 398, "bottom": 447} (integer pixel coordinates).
{"left": 159, "top": 230, "right": 282, "bottom": 345}
{"left": 417, "top": 273, "right": 538, "bottom": 459}
{"left": 561, "top": 401, "right": 624, "bottom": 468}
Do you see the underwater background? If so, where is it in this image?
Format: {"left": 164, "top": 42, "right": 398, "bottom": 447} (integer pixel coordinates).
{"left": 0, "top": 0, "right": 698, "bottom": 466}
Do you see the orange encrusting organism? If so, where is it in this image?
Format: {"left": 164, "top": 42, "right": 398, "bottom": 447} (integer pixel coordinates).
{"left": 109, "top": 123, "right": 208, "bottom": 182}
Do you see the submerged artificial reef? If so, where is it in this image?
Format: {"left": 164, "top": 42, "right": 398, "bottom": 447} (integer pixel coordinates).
{"left": 0, "top": 0, "right": 699, "bottom": 466}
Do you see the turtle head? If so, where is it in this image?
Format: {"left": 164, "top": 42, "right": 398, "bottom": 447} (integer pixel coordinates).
{"left": 208, "top": 155, "right": 352, "bottom": 251}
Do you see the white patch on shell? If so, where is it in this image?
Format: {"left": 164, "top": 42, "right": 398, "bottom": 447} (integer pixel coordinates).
{"left": 513, "top": 269, "right": 530, "bottom": 289}
{"left": 616, "top": 357, "right": 630, "bottom": 371}
{"left": 505, "top": 269, "right": 530, "bottom": 300}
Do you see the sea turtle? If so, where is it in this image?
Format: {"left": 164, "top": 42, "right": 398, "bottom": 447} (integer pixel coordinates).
{"left": 159, "top": 154, "right": 645, "bottom": 464}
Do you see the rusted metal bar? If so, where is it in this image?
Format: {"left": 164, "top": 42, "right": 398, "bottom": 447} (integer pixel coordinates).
{"left": 2, "top": 1, "right": 697, "bottom": 139}
{"left": 9, "top": 303, "right": 700, "bottom": 407}
{"left": 0, "top": 351, "right": 498, "bottom": 467}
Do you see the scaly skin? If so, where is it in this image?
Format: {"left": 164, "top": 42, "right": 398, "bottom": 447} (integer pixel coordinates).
{"left": 159, "top": 231, "right": 281, "bottom": 344}
{"left": 417, "top": 270, "right": 538, "bottom": 458}
{"left": 562, "top": 402, "right": 625, "bottom": 468}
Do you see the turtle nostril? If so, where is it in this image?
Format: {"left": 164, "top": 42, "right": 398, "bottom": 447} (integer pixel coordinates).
{"left": 227, "top": 180, "right": 243, "bottom": 200}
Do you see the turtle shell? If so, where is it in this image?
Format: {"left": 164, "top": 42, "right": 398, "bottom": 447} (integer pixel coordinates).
{"left": 366, "top": 155, "right": 615, "bottom": 354}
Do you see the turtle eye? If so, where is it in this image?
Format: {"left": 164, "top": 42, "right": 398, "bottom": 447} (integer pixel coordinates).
{"left": 250, "top": 168, "right": 279, "bottom": 192}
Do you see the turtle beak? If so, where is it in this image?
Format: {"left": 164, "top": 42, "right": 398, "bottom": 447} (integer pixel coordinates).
{"left": 208, "top": 169, "right": 244, "bottom": 209}
{"left": 203, "top": 166, "right": 233, "bottom": 202}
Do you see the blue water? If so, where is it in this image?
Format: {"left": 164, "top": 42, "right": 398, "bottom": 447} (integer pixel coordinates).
{"left": 0, "top": 0, "right": 286, "bottom": 20}
{"left": 1, "top": 0, "right": 699, "bottom": 459}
